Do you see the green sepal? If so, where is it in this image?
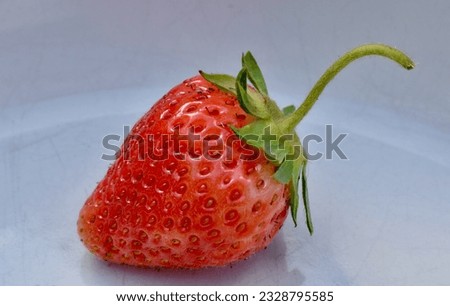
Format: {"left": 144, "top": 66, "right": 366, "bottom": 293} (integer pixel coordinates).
{"left": 282, "top": 105, "right": 296, "bottom": 115}
{"left": 236, "top": 83, "right": 271, "bottom": 119}
{"left": 301, "top": 161, "right": 314, "bottom": 235}
{"left": 274, "top": 159, "right": 294, "bottom": 184}
{"left": 230, "top": 120, "right": 276, "bottom": 162}
{"left": 199, "top": 71, "right": 237, "bottom": 95}
{"left": 236, "top": 68, "right": 248, "bottom": 91}
{"left": 231, "top": 120, "right": 289, "bottom": 165}
{"left": 202, "top": 69, "right": 271, "bottom": 119}
{"left": 235, "top": 69, "right": 252, "bottom": 114}
{"left": 235, "top": 83, "right": 250, "bottom": 113}
{"left": 289, "top": 160, "right": 302, "bottom": 227}
{"left": 235, "top": 68, "right": 269, "bottom": 119}
{"left": 242, "top": 51, "right": 269, "bottom": 96}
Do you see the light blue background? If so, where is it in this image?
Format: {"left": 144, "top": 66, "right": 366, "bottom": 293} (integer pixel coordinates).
{"left": 0, "top": 0, "right": 449, "bottom": 285}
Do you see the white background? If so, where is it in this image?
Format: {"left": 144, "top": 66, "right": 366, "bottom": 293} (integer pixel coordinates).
{"left": 0, "top": 0, "right": 449, "bottom": 285}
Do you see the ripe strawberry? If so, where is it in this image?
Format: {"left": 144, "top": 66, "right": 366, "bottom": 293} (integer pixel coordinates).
{"left": 78, "top": 75, "right": 289, "bottom": 268}
{"left": 77, "top": 44, "right": 414, "bottom": 269}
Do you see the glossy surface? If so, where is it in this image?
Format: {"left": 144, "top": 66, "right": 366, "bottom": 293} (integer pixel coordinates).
{"left": 77, "top": 76, "right": 288, "bottom": 268}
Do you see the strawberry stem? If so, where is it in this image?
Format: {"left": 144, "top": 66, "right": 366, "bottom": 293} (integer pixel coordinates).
{"left": 278, "top": 44, "right": 415, "bottom": 132}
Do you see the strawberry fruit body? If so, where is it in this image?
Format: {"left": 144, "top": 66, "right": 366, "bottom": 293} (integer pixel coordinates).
{"left": 77, "top": 44, "right": 414, "bottom": 269}
{"left": 78, "top": 76, "right": 289, "bottom": 268}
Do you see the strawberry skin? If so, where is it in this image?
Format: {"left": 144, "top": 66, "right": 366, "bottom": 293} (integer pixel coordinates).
{"left": 77, "top": 75, "right": 289, "bottom": 268}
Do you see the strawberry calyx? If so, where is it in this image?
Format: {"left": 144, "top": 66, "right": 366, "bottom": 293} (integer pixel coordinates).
{"left": 200, "top": 43, "right": 414, "bottom": 235}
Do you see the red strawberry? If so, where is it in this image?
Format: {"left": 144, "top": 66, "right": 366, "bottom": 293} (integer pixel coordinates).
{"left": 77, "top": 44, "right": 413, "bottom": 268}
{"left": 78, "top": 75, "right": 289, "bottom": 268}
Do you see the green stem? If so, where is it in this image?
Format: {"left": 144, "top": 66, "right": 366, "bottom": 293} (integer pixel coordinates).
{"left": 278, "top": 43, "right": 415, "bottom": 132}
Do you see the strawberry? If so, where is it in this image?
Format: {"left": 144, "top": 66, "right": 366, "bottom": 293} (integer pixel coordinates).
{"left": 77, "top": 44, "right": 413, "bottom": 269}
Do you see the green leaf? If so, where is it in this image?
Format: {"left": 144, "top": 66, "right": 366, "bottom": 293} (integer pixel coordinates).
{"left": 199, "top": 71, "right": 237, "bottom": 95}
{"left": 247, "top": 90, "right": 271, "bottom": 118}
{"left": 236, "top": 67, "right": 247, "bottom": 90}
{"left": 282, "top": 105, "right": 296, "bottom": 115}
{"left": 201, "top": 69, "right": 270, "bottom": 119}
{"left": 236, "top": 83, "right": 271, "bottom": 119}
{"left": 301, "top": 162, "right": 314, "bottom": 235}
{"left": 231, "top": 120, "right": 271, "bottom": 150}
{"left": 236, "top": 68, "right": 257, "bottom": 116}
{"left": 289, "top": 161, "right": 302, "bottom": 227}
{"left": 274, "top": 160, "right": 294, "bottom": 184}
{"left": 232, "top": 120, "right": 291, "bottom": 164}
{"left": 235, "top": 77, "right": 271, "bottom": 119}
{"left": 290, "top": 182, "right": 299, "bottom": 227}
{"left": 242, "top": 51, "right": 269, "bottom": 96}
{"left": 235, "top": 70, "right": 252, "bottom": 115}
